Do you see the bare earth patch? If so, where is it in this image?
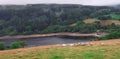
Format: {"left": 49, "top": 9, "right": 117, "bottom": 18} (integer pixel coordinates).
{"left": 84, "top": 18, "right": 100, "bottom": 24}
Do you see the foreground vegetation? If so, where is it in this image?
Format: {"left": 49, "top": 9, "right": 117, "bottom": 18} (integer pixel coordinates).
{"left": 0, "top": 39, "right": 120, "bottom": 59}
{"left": 0, "top": 41, "right": 27, "bottom": 50}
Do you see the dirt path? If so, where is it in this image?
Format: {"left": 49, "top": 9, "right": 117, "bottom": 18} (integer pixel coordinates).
{"left": 0, "top": 32, "right": 100, "bottom": 39}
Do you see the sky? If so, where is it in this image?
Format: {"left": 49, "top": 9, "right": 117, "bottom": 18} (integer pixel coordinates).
{"left": 0, "top": 0, "right": 120, "bottom": 6}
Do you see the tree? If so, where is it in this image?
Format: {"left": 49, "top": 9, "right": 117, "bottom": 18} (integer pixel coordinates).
{"left": 0, "top": 4, "right": 119, "bottom": 36}
{"left": 98, "top": 16, "right": 111, "bottom": 20}
{"left": 99, "top": 32, "right": 120, "bottom": 40}
{"left": 0, "top": 42, "right": 5, "bottom": 50}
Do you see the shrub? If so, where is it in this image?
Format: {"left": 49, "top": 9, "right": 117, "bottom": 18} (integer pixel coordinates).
{"left": 106, "top": 32, "right": 120, "bottom": 39}
{"left": 98, "top": 36, "right": 107, "bottom": 40}
{"left": 99, "top": 32, "right": 120, "bottom": 40}
{"left": 10, "top": 42, "right": 22, "bottom": 49}
{"left": 98, "top": 16, "right": 111, "bottom": 20}
{"left": 18, "top": 41, "right": 27, "bottom": 48}
{"left": 0, "top": 42, "right": 5, "bottom": 50}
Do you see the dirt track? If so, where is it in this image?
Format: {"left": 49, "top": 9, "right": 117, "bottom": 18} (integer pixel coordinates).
{"left": 0, "top": 32, "right": 100, "bottom": 39}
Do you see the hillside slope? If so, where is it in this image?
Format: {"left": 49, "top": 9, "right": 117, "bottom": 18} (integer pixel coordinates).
{"left": 0, "top": 39, "right": 120, "bottom": 59}
{"left": 0, "top": 4, "right": 119, "bottom": 36}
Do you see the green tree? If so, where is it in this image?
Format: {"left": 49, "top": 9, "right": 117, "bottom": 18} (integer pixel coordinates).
{"left": 99, "top": 32, "right": 120, "bottom": 40}
{"left": 98, "top": 16, "right": 111, "bottom": 20}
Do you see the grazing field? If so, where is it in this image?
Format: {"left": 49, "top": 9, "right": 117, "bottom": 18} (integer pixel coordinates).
{"left": 84, "top": 18, "right": 120, "bottom": 25}
{"left": 0, "top": 39, "right": 120, "bottom": 59}
{"left": 105, "top": 14, "right": 120, "bottom": 20}
{"left": 100, "top": 20, "right": 120, "bottom": 26}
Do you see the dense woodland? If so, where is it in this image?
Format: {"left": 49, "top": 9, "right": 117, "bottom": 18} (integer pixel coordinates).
{"left": 0, "top": 4, "right": 120, "bottom": 36}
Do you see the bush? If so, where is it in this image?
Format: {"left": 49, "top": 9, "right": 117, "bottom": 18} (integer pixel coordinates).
{"left": 106, "top": 32, "right": 120, "bottom": 39}
{"left": 98, "top": 36, "right": 107, "bottom": 40}
{"left": 0, "top": 42, "right": 5, "bottom": 50}
{"left": 18, "top": 41, "right": 27, "bottom": 48}
{"left": 98, "top": 16, "right": 111, "bottom": 20}
{"left": 10, "top": 42, "right": 22, "bottom": 49}
{"left": 99, "top": 32, "right": 120, "bottom": 40}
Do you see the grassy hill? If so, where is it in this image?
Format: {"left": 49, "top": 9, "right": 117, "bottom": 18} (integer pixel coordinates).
{"left": 0, "top": 39, "right": 120, "bottom": 59}
{"left": 0, "top": 4, "right": 120, "bottom": 36}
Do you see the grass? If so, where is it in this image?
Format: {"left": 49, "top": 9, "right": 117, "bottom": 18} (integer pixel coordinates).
{"left": 0, "top": 39, "right": 120, "bottom": 59}
{"left": 100, "top": 20, "right": 120, "bottom": 26}
{"left": 105, "top": 14, "right": 120, "bottom": 20}
{"left": 83, "top": 18, "right": 100, "bottom": 24}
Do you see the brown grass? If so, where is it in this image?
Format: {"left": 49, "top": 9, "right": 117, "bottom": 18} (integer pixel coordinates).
{"left": 83, "top": 18, "right": 100, "bottom": 24}
{"left": 100, "top": 20, "right": 120, "bottom": 26}
{"left": 84, "top": 18, "right": 120, "bottom": 26}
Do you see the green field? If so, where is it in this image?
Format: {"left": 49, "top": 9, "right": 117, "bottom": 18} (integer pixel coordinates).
{"left": 0, "top": 44, "right": 120, "bottom": 59}
{"left": 105, "top": 14, "right": 120, "bottom": 20}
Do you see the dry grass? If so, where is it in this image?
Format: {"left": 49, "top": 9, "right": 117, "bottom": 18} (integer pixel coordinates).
{"left": 84, "top": 18, "right": 120, "bottom": 26}
{"left": 100, "top": 20, "right": 120, "bottom": 26}
{"left": 83, "top": 18, "right": 100, "bottom": 24}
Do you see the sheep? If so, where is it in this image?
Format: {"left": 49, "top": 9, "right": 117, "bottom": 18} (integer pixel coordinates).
{"left": 80, "top": 42, "right": 86, "bottom": 46}
{"left": 69, "top": 44, "right": 74, "bottom": 46}
{"left": 62, "top": 44, "right": 67, "bottom": 47}
{"left": 100, "top": 42, "right": 105, "bottom": 45}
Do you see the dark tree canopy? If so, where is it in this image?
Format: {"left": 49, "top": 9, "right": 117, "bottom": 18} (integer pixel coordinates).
{"left": 0, "top": 4, "right": 119, "bottom": 36}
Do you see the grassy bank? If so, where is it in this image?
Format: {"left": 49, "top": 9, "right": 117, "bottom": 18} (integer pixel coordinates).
{"left": 0, "top": 39, "right": 120, "bottom": 59}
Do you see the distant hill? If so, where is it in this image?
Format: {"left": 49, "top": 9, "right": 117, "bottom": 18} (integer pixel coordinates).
{"left": 0, "top": 4, "right": 119, "bottom": 36}
{"left": 109, "top": 4, "right": 120, "bottom": 9}
{"left": 0, "top": 5, "right": 26, "bottom": 10}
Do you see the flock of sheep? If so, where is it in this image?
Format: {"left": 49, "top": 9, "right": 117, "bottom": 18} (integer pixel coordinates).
{"left": 57, "top": 42, "right": 105, "bottom": 47}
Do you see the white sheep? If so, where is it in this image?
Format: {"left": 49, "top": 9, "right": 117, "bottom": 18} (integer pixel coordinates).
{"left": 62, "top": 44, "right": 67, "bottom": 47}
{"left": 69, "top": 44, "right": 74, "bottom": 46}
{"left": 100, "top": 42, "right": 105, "bottom": 45}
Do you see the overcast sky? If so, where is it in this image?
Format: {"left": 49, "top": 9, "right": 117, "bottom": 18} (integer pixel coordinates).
{"left": 0, "top": 0, "right": 120, "bottom": 6}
